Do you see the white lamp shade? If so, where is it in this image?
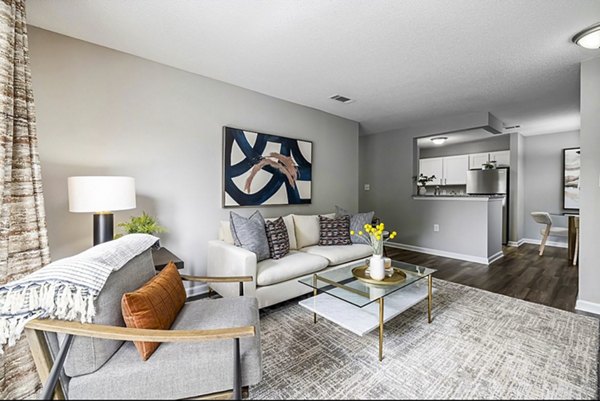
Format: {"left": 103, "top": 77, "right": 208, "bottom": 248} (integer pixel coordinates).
{"left": 68, "top": 176, "right": 136, "bottom": 213}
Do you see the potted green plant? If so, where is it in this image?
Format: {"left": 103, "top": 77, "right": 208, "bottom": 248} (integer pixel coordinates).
{"left": 413, "top": 173, "right": 436, "bottom": 195}
{"left": 115, "top": 212, "right": 167, "bottom": 248}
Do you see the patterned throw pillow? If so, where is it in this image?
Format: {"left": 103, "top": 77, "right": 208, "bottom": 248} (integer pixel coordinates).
{"left": 265, "top": 217, "right": 290, "bottom": 259}
{"left": 335, "top": 206, "right": 375, "bottom": 245}
{"left": 319, "top": 215, "right": 352, "bottom": 246}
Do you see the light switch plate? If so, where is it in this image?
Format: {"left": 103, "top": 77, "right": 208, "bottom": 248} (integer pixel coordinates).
{"left": 364, "top": 184, "right": 370, "bottom": 191}
{"left": 434, "top": 224, "right": 440, "bottom": 232}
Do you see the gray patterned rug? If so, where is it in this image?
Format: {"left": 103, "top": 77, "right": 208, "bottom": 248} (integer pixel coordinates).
{"left": 250, "top": 279, "right": 598, "bottom": 399}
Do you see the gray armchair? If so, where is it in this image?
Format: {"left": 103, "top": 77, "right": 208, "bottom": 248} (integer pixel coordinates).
{"left": 24, "top": 249, "right": 262, "bottom": 400}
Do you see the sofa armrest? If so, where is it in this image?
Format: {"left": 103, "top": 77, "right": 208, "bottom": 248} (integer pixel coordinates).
{"left": 207, "top": 240, "right": 258, "bottom": 298}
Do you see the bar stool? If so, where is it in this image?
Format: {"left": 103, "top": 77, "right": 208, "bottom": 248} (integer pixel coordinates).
{"left": 530, "top": 212, "right": 568, "bottom": 256}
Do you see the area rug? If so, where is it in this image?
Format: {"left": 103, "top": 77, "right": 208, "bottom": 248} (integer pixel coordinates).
{"left": 250, "top": 279, "right": 598, "bottom": 399}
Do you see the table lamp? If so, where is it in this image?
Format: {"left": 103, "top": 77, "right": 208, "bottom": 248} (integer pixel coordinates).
{"left": 68, "top": 176, "right": 136, "bottom": 245}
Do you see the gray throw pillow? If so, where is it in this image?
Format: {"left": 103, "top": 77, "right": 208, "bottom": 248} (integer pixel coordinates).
{"left": 230, "top": 211, "right": 270, "bottom": 261}
{"left": 335, "top": 205, "right": 375, "bottom": 245}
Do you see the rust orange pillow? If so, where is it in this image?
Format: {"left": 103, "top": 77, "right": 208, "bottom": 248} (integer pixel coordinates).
{"left": 121, "top": 261, "right": 186, "bottom": 361}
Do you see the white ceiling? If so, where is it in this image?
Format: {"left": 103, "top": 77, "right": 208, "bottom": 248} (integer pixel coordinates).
{"left": 26, "top": 0, "right": 600, "bottom": 135}
{"left": 417, "top": 128, "right": 499, "bottom": 149}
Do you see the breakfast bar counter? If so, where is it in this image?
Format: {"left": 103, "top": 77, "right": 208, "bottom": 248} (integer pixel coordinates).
{"left": 404, "top": 195, "right": 504, "bottom": 264}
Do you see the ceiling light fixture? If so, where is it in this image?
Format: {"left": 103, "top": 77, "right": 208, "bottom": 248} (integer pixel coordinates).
{"left": 572, "top": 23, "right": 600, "bottom": 49}
{"left": 430, "top": 137, "right": 448, "bottom": 145}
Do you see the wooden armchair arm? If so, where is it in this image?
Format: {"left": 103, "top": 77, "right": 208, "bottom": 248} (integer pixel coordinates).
{"left": 25, "top": 319, "right": 255, "bottom": 343}
{"left": 180, "top": 274, "right": 253, "bottom": 284}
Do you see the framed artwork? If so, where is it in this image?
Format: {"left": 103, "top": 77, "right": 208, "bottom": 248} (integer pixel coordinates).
{"left": 222, "top": 126, "right": 312, "bottom": 207}
{"left": 563, "top": 147, "right": 580, "bottom": 210}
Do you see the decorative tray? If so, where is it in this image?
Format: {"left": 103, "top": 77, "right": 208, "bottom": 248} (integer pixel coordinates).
{"left": 351, "top": 266, "right": 407, "bottom": 286}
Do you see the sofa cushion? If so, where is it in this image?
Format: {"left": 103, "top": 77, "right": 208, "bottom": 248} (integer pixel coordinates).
{"left": 293, "top": 213, "right": 334, "bottom": 249}
{"left": 264, "top": 217, "right": 290, "bottom": 259}
{"left": 230, "top": 211, "right": 270, "bottom": 261}
{"left": 319, "top": 215, "right": 352, "bottom": 246}
{"left": 301, "top": 244, "right": 373, "bottom": 266}
{"left": 62, "top": 250, "right": 156, "bottom": 377}
{"left": 335, "top": 206, "right": 375, "bottom": 245}
{"left": 67, "top": 297, "right": 262, "bottom": 400}
{"left": 256, "top": 251, "right": 329, "bottom": 286}
{"left": 121, "top": 262, "right": 187, "bottom": 361}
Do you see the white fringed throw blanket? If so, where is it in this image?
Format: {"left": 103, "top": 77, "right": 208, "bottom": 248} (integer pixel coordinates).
{"left": 0, "top": 234, "right": 159, "bottom": 353}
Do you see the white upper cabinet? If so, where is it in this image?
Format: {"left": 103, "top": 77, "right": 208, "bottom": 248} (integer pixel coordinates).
{"left": 490, "top": 150, "right": 510, "bottom": 167}
{"left": 421, "top": 150, "right": 510, "bottom": 186}
{"left": 442, "top": 155, "right": 469, "bottom": 185}
{"left": 419, "top": 158, "right": 443, "bottom": 186}
{"left": 469, "top": 153, "right": 490, "bottom": 170}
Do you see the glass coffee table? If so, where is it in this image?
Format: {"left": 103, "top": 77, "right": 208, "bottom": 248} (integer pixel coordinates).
{"left": 298, "top": 260, "right": 436, "bottom": 361}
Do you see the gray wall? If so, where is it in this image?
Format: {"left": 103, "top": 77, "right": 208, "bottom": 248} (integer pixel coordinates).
{"left": 509, "top": 132, "right": 525, "bottom": 243}
{"left": 360, "top": 131, "right": 500, "bottom": 261}
{"left": 28, "top": 27, "right": 359, "bottom": 281}
{"left": 420, "top": 135, "right": 509, "bottom": 159}
{"left": 522, "top": 131, "right": 580, "bottom": 243}
{"left": 579, "top": 56, "right": 600, "bottom": 308}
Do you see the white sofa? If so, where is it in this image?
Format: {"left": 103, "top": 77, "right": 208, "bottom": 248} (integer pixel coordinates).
{"left": 207, "top": 213, "right": 373, "bottom": 309}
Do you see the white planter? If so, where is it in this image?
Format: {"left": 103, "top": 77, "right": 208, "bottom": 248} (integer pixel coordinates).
{"left": 418, "top": 186, "right": 427, "bottom": 195}
{"left": 369, "top": 254, "right": 386, "bottom": 281}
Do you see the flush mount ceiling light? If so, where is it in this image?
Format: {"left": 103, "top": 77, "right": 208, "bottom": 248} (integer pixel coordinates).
{"left": 430, "top": 137, "right": 448, "bottom": 145}
{"left": 572, "top": 23, "right": 600, "bottom": 49}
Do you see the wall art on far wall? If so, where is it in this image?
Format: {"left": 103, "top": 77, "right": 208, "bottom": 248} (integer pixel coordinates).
{"left": 563, "top": 147, "right": 580, "bottom": 210}
{"left": 222, "top": 126, "right": 312, "bottom": 207}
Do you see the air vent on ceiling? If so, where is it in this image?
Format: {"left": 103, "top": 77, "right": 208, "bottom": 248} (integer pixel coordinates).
{"left": 504, "top": 124, "right": 520, "bottom": 130}
{"left": 329, "top": 94, "right": 354, "bottom": 104}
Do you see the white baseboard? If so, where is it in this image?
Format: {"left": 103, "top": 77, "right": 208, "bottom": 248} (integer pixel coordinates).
{"left": 185, "top": 283, "right": 209, "bottom": 298}
{"left": 385, "top": 242, "right": 503, "bottom": 265}
{"left": 521, "top": 238, "right": 568, "bottom": 249}
{"left": 575, "top": 300, "right": 600, "bottom": 315}
{"left": 507, "top": 239, "right": 526, "bottom": 247}
{"left": 488, "top": 251, "right": 504, "bottom": 264}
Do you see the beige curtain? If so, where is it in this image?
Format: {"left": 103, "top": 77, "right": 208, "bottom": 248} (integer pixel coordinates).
{"left": 0, "top": 0, "right": 51, "bottom": 398}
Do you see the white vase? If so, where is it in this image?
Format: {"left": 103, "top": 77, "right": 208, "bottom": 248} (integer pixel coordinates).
{"left": 418, "top": 186, "right": 427, "bottom": 195}
{"left": 369, "top": 254, "right": 385, "bottom": 281}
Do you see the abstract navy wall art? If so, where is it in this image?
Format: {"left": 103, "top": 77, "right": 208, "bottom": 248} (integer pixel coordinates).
{"left": 223, "top": 127, "right": 312, "bottom": 207}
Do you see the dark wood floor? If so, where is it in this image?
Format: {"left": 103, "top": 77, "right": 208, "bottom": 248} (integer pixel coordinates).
{"left": 386, "top": 243, "right": 579, "bottom": 312}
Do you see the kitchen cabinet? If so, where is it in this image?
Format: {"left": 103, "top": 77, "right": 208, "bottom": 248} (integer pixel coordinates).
{"left": 419, "top": 158, "right": 443, "bottom": 186}
{"left": 490, "top": 150, "right": 510, "bottom": 167}
{"left": 420, "top": 155, "right": 468, "bottom": 186}
{"left": 469, "top": 153, "right": 491, "bottom": 170}
{"left": 442, "top": 155, "right": 469, "bottom": 185}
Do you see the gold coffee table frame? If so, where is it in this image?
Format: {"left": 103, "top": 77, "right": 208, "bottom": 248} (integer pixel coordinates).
{"left": 310, "top": 270, "right": 433, "bottom": 362}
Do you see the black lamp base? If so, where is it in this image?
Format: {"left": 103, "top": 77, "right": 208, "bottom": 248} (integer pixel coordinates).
{"left": 93, "top": 213, "right": 114, "bottom": 246}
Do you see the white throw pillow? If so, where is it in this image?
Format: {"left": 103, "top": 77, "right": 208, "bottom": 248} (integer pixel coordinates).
{"left": 218, "top": 220, "right": 235, "bottom": 244}
{"left": 266, "top": 215, "right": 298, "bottom": 250}
{"left": 293, "top": 214, "right": 320, "bottom": 249}
{"left": 293, "top": 213, "right": 335, "bottom": 249}
{"left": 282, "top": 214, "right": 298, "bottom": 250}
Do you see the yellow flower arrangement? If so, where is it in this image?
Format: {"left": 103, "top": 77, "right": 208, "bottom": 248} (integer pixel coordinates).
{"left": 350, "top": 222, "right": 397, "bottom": 255}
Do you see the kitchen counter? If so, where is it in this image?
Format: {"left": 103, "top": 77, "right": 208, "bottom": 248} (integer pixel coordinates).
{"left": 409, "top": 194, "right": 504, "bottom": 264}
{"left": 413, "top": 195, "right": 505, "bottom": 201}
